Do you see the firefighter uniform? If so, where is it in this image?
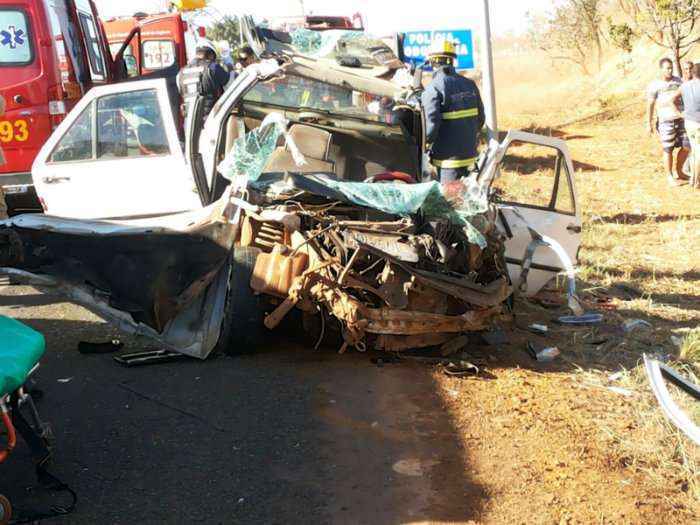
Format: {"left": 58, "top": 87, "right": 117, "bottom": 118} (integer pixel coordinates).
{"left": 177, "top": 42, "right": 230, "bottom": 119}
{"left": 421, "top": 43, "right": 485, "bottom": 183}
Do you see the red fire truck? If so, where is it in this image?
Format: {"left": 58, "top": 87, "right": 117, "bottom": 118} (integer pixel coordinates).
{"left": 103, "top": 11, "right": 201, "bottom": 79}
{"left": 0, "top": 0, "right": 134, "bottom": 213}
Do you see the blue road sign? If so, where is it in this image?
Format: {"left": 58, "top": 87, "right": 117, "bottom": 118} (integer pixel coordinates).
{"left": 403, "top": 29, "right": 474, "bottom": 70}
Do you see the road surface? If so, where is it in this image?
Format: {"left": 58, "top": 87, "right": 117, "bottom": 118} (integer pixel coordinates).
{"left": 1, "top": 285, "right": 483, "bottom": 524}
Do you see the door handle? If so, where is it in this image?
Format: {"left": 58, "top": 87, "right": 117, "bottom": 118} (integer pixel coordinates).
{"left": 567, "top": 224, "right": 582, "bottom": 233}
{"left": 42, "top": 176, "right": 71, "bottom": 184}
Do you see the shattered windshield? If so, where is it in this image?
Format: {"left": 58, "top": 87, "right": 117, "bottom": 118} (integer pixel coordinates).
{"left": 243, "top": 73, "right": 396, "bottom": 123}
{"left": 289, "top": 29, "right": 399, "bottom": 67}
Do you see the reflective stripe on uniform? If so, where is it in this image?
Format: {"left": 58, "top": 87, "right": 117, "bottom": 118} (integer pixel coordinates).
{"left": 432, "top": 157, "right": 477, "bottom": 168}
{"left": 441, "top": 108, "right": 479, "bottom": 120}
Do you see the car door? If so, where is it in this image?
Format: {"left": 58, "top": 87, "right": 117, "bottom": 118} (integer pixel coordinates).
{"left": 196, "top": 61, "right": 282, "bottom": 195}
{"left": 32, "top": 78, "right": 200, "bottom": 219}
{"left": 486, "top": 130, "right": 582, "bottom": 296}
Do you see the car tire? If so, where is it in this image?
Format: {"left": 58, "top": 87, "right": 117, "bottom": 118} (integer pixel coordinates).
{"left": 0, "top": 494, "right": 11, "bottom": 525}
{"left": 214, "top": 246, "right": 268, "bottom": 356}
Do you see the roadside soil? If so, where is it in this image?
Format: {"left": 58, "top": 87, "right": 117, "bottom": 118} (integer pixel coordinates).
{"left": 430, "top": 108, "right": 699, "bottom": 524}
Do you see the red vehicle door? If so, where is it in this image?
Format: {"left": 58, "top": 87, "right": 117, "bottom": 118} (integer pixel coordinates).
{"left": 104, "top": 13, "right": 189, "bottom": 78}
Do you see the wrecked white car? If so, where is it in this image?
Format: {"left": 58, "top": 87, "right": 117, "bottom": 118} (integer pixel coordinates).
{"left": 0, "top": 31, "right": 581, "bottom": 359}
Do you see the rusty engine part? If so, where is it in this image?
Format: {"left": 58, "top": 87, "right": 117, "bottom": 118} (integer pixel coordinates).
{"left": 242, "top": 186, "right": 512, "bottom": 354}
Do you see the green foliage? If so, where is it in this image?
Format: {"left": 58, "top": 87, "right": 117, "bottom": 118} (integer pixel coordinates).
{"left": 625, "top": 0, "right": 700, "bottom": 71}
{"left": 608, "top": 19, "right": 636, "bottom": 53}
{"left": 207, "top": 15, "right": 241, "bottom": 48}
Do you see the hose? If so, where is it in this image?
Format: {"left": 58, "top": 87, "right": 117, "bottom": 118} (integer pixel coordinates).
{"left": 0, "top": 409, "right": 16, "bottom": 464}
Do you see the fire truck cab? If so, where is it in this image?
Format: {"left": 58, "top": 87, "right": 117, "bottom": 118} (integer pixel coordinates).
{"left": 0, "top": 0, "right": 133, "bottom": 214}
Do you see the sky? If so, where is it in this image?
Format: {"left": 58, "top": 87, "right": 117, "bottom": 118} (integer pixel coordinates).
{"left": 96, "top": 0, "right": 555, "bottom": 36}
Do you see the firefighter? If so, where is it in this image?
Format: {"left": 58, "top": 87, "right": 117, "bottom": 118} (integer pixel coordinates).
{"left": 177, "top": 40, "right": 230, "bottom": 120}
{"left": 421, "top": 39, "right": 485, "bottom": 183}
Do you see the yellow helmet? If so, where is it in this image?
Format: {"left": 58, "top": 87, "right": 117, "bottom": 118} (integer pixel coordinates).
{"left": 428, "top": 39, "right": 457, "bottom": 60}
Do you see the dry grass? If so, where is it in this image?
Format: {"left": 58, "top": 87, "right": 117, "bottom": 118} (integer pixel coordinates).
{"left": 442, "top": 40, "right": 700, "bottom": 520}
{"left": 571, "top": 362, "right": 699, "bottom": 506}
{"left": 680, "top": 329, "right": 700, "bottom": 363}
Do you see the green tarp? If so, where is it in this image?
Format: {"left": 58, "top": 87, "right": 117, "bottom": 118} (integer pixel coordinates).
{"left": 0, "top": 315, "right": 45, "bottom": 397}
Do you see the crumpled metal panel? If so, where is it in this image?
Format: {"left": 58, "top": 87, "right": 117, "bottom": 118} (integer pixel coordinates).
{"left": 0, "top": 193, "right": 238, "bottom": 358}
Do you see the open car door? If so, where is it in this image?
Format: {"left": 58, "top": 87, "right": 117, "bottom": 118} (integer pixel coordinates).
{"left": 32, "top": 79, "right": 200, "bottom": 219}
{"left": 488, "top": 131, "right": 582, "bottom": 296}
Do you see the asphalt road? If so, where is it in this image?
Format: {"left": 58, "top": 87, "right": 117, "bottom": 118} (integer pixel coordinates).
{"left": 1, "top": 286, "right": 482, "bottom": 524}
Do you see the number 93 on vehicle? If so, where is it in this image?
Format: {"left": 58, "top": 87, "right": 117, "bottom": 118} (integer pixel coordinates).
{"left": 0, "top": 119, "right": 29, "bottom": 143}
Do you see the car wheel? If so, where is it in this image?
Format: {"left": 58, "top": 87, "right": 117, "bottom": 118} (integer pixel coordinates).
{"left": 0, "top": 494, "right": 12, "bottom": 525}
{"left": 214, "top": 246, "right": 268, "bottom": 356}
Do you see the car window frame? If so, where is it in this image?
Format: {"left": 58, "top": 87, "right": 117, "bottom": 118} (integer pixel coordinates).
{"left": 241, "top": 72, "right": 391, "bottom": 125}
{"left": 47, "top": 87, "right": 174, "bottom": 165}
{"left": 141, "top": 39, "right": 176, "bottom": 70}
{"left": 492, "top": 140, "right": 577, "bottom": 217}
{"left": 77, "top": 10, "right": 106, "bottom": 81}
{"left": 0, "top": 7, "right": 35, "bottom": 67}
{"left": 47, "top": 102, "right": 96, "bottom": 164}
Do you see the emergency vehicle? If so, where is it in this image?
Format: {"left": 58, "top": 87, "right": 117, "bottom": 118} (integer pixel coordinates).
{"left": 0, "top": 0, "right": 131, "bottom": 213}
{"left": 103, "top": 11, "right": 201, "bottom": 78}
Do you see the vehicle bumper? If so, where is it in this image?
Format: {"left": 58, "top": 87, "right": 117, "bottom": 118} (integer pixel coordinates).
{"left": 0, "top": 172, "right": 33, "bottom": 195}
{"left": 0, "top": 173, "right": 41, "bottom": 215}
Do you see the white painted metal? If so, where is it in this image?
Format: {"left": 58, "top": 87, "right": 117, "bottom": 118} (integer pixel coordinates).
{"left": 32, "top": 79, "right": 200, "bottom": 219}
{"left": 644, "top": 355, "right": 700, "bottom": 445}
{"left": 485, "top": 130, "right": 582, "bottom": 296}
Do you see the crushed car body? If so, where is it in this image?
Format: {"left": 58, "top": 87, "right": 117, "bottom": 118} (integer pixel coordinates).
{"left": 0, "top": 21, "right": 582, "bottom": 358}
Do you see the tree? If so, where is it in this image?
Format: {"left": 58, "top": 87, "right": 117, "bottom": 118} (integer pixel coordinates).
{"left": 207, "top": 15, "right": 241, "bottom": 49}
{"left": 608, "top": 19, "right": 636, "bottom": 53}
{"left": 622, "top": 0, "right": 700, "bottom": 73}
{"left": 527, "top": 0, "right": 604, "bottom": 75}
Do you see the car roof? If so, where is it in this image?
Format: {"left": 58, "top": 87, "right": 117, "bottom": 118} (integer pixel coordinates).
{"left": 285, "top": 55, "right": 399, "bottom": 99}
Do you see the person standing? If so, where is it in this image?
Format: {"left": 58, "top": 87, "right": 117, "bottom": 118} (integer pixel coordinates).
{"left": 177, "top": 41, "right": 230, "bottom": 120}
{"left": 675, "top": 62, "right": 700, "bottom": 188}
{"left": 647, "top": 58, "right": 690, "bottom": 186}
{"left": 421, "top": 40, "right": 485, "bottom": 184}
{"left": 683, "top": 60, "right": 695, "bottom": 82}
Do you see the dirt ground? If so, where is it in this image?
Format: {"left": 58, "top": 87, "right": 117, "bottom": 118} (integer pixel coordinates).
{"left": 427, "top": 105, "right": 700, "bottom": 523}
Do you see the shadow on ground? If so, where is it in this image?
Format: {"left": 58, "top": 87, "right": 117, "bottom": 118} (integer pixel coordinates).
{"left": 499, "top": 126, "right": 593, "bottom": 141}
{"left": 1, "top": 315, "right": 486, "bottom": 524}
{"left": 592, "top": 213, "right": 700, "bottom": 225}
{"left": 500, "top": 154, "right": 606, "bottom": 174}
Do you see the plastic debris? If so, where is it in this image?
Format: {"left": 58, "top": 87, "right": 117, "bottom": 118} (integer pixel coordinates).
{"left": 528, "top": 323, "right": 548, "bottom": 335}
{"left": 608, "top": 371, "right": 625, "bottom": 381}
{"left": 607, "top": 386, "right": 633, "bottom": 397}
{"left": 526, "top": 342, "right": 560, "bottom": 362}
{"left": 536, "top": 347, "right": 560, "bottom": 362}
{"left": 557, "top": 313, "right": 604, "bottom": 325}
{"left": 623, "top": 319, "right": 652, "bottom": 333}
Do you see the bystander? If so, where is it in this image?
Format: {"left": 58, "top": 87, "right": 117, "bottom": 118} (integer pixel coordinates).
{"left": 646, "top": 58, "right": 690, "bottom": 186}
{"left": 674, "top": 62, "right": 700, "bottom": 188}
{"left": 683, "top": 60, "right": 695, "bottom": 82}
